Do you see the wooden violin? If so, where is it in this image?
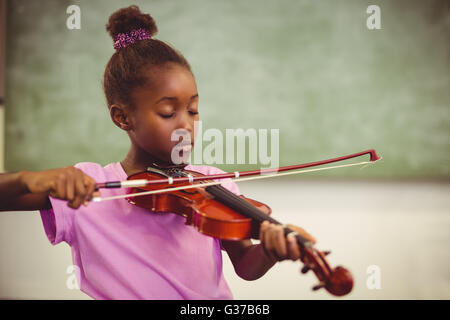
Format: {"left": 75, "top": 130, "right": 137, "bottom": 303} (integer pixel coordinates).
{"left": 94, "top": 149, "right": 382, "bottom": 296}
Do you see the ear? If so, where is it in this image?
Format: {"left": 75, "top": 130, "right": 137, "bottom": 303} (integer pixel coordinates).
{"left": 110, "top": 104, "right": 133, "bottom": 131}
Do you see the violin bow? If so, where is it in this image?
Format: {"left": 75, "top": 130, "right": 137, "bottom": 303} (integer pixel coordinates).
{"left": 92, "top": 149, "right": 382, "bottom": 203}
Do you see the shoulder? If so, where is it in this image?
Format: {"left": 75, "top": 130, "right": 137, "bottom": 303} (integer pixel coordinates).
{"left": 73, "top": 162, "right": 105, "bottom": 177}
{"left": 73, "top": 162, "right": 124, "bottom": 182}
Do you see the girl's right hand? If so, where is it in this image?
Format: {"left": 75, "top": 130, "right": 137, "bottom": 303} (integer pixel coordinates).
{"left": 20, "top": 166, "right": 99, "bottom": 209}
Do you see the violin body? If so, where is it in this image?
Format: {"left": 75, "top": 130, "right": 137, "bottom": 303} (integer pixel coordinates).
{"left": 126, "top": 170, "right": 271, "bottom": 240}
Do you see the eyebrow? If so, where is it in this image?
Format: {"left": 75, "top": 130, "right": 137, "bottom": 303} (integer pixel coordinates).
{"left": 155, "top": 94, "right": 199, "bottom": 104}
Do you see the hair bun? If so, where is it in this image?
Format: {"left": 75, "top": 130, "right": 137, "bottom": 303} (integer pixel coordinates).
{"left": 106, "top": 5, "right": 158, "bottom": 40}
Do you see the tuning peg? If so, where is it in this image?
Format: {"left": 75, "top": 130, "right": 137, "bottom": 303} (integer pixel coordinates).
{"left": 323, "top": 250, "right": 331, "bottom": 256}
{"left": 301, "top": 266, "right": 310, "bottom": 274}
{"left": 312, "top": 283, "right": 325, "bottom": 291}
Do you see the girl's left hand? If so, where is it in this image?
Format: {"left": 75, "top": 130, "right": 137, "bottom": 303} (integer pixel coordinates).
{"left": 259, "top": 221, "right": 316, "bottom": 262}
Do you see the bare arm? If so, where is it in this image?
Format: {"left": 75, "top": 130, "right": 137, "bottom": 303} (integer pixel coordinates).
{"left": 221, "top": 239, "right": 276, "bottom": 281}
{"left": 0, "top": 167, "right": 99, "bottom": 212}
{"left": 222, "top": 221, "right": 316, "bottom": 281}
{"left": 0, "top": 171, "right": 29, "bottom": 203}
{"left": 0, "top": 171, "right": 49, "bottom": 211}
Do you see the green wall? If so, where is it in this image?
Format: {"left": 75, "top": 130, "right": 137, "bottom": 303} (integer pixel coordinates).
{"left": 5, "top": 0, "right": 450, "bottom": 178}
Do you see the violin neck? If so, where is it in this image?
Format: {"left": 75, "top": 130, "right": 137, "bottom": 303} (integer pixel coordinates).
{"left": 205, "top": 185, "right": 312, "bottom": 246}
{"left": 205, "top": 185, "right": 278, "bottom": 224}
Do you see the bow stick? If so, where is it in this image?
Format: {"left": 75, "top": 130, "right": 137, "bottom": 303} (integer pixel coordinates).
{"left": 92, "top": 149, "right": 381, "bottom": 203}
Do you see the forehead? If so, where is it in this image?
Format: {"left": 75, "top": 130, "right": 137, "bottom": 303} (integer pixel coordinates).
{"left": 132, "top": 64, "right": 197, "bottom": 106}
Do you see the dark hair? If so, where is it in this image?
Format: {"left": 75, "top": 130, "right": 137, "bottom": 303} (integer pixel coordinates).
{"left": 103, "top": 6, "right": 192, "bottom": 109}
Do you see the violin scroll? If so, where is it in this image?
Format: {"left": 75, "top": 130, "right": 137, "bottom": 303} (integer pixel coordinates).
{"left": 325, "top": 266, "right": 353, "bottom": 296}
{"left": 299, "top": 244, "right": 353, "bottom": 296}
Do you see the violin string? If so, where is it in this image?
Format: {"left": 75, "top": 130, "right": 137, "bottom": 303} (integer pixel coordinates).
{"left": 206, "top": 184, "right": 280, "bottom": 224}
{"left": 202, "top": 184, "right": 317, "bottom": 244}
{"left": 92, "top": 160, "right": 374, "bottom": 202}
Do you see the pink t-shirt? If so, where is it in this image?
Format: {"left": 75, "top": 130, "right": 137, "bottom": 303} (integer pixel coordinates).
{"left": 39, "top": 162, "right": 240, "bottom": 300}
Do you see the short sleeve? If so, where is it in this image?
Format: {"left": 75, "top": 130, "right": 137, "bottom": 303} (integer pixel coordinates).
{"left": 39, "top": 162, "right": 103, "bottom": 246}
{"left": 39, "top": 197, "right": 75, "bottom": 246}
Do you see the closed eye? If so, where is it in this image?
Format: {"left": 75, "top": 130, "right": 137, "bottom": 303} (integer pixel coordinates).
{"left": 159, "top": 113, "right": 175, "bottom": 119}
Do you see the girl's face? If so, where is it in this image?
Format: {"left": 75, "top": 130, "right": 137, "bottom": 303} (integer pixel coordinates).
{"left": 126, "top": 63, "right": 199, "bottom": 165}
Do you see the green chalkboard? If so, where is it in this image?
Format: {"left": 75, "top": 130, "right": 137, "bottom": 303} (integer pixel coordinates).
{"left": 5, "top": 0, "right": 450, "bottom": 178}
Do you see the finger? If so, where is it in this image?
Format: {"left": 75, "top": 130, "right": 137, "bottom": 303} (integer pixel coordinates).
{"left": 259, "top": 221, "right": 269, "bottom": 241}
{"left": 53, "top": 174, "right": 66, "bottom": 199}
{"left": 71, "top": 170, "right": 87, "bottom": 208}
{"left": 67, "top": 171, "right": 81, "bottom": 209}
{"left": 66, "top": 170, "right": 75, "bottom": 203}
{"left": 92, "top": 191, "right": 101, "bottom": 198}
{"left": 264, "top": 223, "right": 275, "bottom": 253}
{"left": 259, "top": 222, "right": 269, "bottom": 256}
{"left": 83, "top": 175, "right": 97, "bottom": 203}
{"left": 263, "top": 223, "right": 277, "bottom": 261}
{"left": 274, "top": 225, "right": 287, "bottom": 258}
{"left": 287, "top": 233, "right": 301, "bottom": 261}
{"left": 267, "top": 224, "right": 285, "bottom": 261}
{"left": 83, "top": 188, "right": 97, "bottom": 206}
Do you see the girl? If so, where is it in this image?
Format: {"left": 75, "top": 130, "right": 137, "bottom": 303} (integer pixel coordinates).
{"left": 0, "top": 6, "right": 315, "bottom": 299}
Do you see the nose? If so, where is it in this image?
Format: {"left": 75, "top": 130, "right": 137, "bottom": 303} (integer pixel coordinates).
{"left": 177, "top": 111, "right": 194, "bottom": 133}
{"left": 173, "top": 112, "right": 195, "bottom": 145}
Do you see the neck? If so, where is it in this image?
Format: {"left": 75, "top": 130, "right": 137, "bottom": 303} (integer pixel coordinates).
{"left": 120, "top": 146, "right": 164, "bottom": 177}
{"left": 120, "top": 144, "right": 187, "bottom": 177}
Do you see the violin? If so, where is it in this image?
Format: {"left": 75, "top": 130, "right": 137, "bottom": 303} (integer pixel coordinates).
{"left": 94, "top": 149, "right": 382, "bottom": 297}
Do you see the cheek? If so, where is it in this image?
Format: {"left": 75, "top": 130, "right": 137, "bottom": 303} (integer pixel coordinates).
{"left": 135, "top": 115, "right": 175, "bottom": 149}
{"left": 192, "top": 114, "right": 200, "bottom": 140}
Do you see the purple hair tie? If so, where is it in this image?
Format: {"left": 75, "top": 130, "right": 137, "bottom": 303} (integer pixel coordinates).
{"left": 113, "top": 28, "right": 152, "bottom": 51}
